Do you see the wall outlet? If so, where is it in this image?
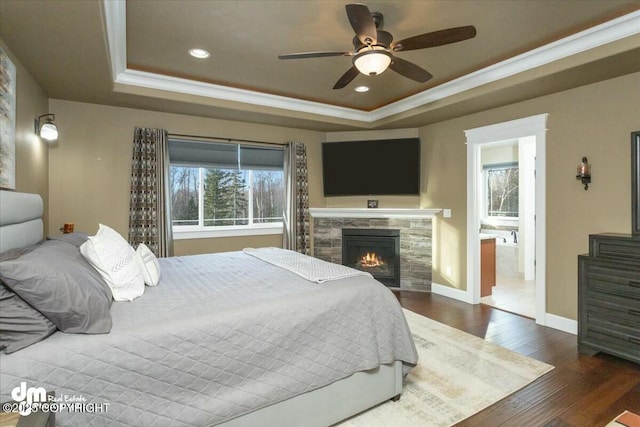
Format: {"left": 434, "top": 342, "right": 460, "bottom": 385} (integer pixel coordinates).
{"left": 443, "top": 209, "right": 452, "bottom": 218}
{"left": 445, "top": 266, "right": 452, "bottom": 276}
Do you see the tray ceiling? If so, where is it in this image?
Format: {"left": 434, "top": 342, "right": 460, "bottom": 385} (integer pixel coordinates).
{"left": 1, "top": 0, "right": 639, "bottom": 131}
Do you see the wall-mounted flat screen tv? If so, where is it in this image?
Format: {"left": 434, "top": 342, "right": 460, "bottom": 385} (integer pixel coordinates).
{"left": 322, "top": 138, "right": 420, "bottom": 196}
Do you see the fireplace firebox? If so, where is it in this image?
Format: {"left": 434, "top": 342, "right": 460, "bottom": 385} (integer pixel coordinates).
{"left": 342, "top": 228, "right": 400, "bottom": 287}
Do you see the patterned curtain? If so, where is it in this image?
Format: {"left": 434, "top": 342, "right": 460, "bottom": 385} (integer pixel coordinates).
{"left": 283, "top": 142, "right": 310, "bottom": 255}
{"left": 128, "top": 127, "right": 174, "bottom": 257}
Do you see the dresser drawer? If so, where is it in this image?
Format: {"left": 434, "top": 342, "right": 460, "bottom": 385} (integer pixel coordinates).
{"left": 585, "top": 292, "right": 640, "bottom": 328}
{"left": 590, "top": 234, "right": 640, "bottom": 259}
{"left": 584, "top": 262, "right": 640, "bottom": 300}
{"left": 581, "top": 316, "right": 640, "bottom": 362}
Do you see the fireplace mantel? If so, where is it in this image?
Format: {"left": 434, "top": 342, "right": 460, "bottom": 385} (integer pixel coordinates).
{"left": 309, "top": 208, "right": 442, "bottom": 219}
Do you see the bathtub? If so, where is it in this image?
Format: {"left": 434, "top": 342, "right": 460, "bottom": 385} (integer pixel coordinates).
{"left": 480, "top": 231, "right": 519, "bottom": 277}
{"left": 496, "top": 244, "right": 518, "bottom": 277}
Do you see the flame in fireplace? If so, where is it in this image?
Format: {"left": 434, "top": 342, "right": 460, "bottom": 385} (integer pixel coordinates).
{"left": 360, "top": 252, "right": 385, "bottom": 268}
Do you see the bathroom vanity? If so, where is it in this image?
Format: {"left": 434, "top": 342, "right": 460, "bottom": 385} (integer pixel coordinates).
{"left": 480, "top": 236, "right": 496, "bottom": 297}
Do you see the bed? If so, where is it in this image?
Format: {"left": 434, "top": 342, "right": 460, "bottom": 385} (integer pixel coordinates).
{"left": 0, "top": 190, "right": 418, "bottom": 426}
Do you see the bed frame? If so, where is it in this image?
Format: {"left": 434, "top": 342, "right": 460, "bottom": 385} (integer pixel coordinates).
{"left": 0, "top": 190, "right": 403, "bottom": 426}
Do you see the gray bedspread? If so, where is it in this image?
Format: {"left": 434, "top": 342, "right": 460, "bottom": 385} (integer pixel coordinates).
{"left": 0, "top": 250, "right": 417, "bottom": 426}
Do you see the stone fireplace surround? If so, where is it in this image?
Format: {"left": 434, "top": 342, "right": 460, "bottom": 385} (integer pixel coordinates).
{"left": 310, "top": 208, "right": 441, "bottom": 292}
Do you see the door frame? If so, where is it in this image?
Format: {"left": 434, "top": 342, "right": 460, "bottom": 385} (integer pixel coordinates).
{"left": 464, "top": 114, "right": 548, "bottom": 325}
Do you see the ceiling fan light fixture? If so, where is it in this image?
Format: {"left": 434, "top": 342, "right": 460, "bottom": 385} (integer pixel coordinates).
{"left": 353, "top": 48, "right": 392, "bottom": 76}
{"left": 354, "top": 85, "right": 370, "bottom": 92}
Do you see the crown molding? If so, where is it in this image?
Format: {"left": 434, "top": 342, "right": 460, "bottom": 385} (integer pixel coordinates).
{"left": 113, "top": 68, "right": 373, "bottom": 122}
{"left": 102, "top": 0, "right": 127, "bottom": 79}
{"left": 102, "top": 1, "right": 640, "bottom": 125}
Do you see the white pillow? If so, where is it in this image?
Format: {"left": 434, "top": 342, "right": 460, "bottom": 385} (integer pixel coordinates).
{"left": 136, "top": 243, "right": 160, "bottom": 286}
{"left": 80, "top": 224, "right": 145, "bottom": 301}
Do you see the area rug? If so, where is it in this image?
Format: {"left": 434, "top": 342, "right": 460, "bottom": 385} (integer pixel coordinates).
{"left": 340, "top": 309, "right": 554, "bottom": 426}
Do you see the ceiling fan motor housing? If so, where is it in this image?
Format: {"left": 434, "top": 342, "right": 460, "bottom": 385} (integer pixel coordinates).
{"left": 352, "top": 30, "right": 393, "bottom": 51}
{"left": 371, "top": 11, "right": 384, "bottom": 30}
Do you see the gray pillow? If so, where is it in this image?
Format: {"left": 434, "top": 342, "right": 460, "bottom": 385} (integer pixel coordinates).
{"left": 0, "top": 240, "right": 113, "bottom": 334}
{"left": 0, "top": 281, "right": 57, "bottom": 353}
{"left": 47, "top": 232, "right": 89, "bottom": 247}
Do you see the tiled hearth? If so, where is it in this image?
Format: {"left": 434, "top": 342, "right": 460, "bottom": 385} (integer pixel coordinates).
{"left": 310, "top": 208, "right": 441, "bottom": 292}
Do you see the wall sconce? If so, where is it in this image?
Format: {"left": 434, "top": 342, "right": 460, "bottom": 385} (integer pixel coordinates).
{"left": 35, "top": 114, "right": 58, "bottom": 141}
{"left": 576, "top": 156, "right": 591, "bottom": 190}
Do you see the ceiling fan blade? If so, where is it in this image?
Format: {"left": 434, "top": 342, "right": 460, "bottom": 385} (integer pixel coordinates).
{"left": 346, "top": 4, "right": 377, "bottom": 46}
{"left": 389, "top": 57, "right": 433, "bottom": 83}
{"left": 333, "top": 66, "right": 360, "bottom": 90}
{"left": 392, "top": 26, "right": 477, "bottom": 52}
{"left": 278, "top": 51, "right": 352, "bottom": 60}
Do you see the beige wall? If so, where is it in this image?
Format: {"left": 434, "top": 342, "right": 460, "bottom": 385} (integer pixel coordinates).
{"left": 1, "top": 40, "right": 49, "bottom": 233}
{"left": 47, "top": 100, "right": 324, "bottom": 255}
{"left": 421, "top": 71, "right": 640, "bottom": 319}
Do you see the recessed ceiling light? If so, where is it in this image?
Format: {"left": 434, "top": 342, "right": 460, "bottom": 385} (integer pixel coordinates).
{"left": 189, "top": 48, "right": 210, "bottom": 59}
{"left": 354, "top": 86, "right": 369, "bottom": 93}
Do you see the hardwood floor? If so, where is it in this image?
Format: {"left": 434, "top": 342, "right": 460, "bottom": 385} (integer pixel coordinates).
{"left": 393, "top": 290, "right": 640, "bottom": 427}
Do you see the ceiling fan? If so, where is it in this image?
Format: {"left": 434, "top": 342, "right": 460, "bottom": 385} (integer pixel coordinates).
{"left": 278, "top": 3, "right": 477, "bottom": 89}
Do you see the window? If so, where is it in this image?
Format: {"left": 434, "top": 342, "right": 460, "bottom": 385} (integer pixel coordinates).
{"left": 168, "top": 138, "right": 285, "bottom": 238}
{"left": 485, "top": 163, "right": 519, "bottom": 218}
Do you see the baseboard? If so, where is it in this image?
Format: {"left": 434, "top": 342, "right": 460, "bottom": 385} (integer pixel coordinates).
{"left": 431, "top": 282, "right": 474, "bottom": 304}
{"left": 431, "top": 282, "right": 578, "bottom": 335}
{"left": 544, "top": 313, "right": 577, "bottom": 335}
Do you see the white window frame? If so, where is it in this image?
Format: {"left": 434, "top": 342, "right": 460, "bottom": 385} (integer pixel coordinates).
{"left": 171, "top": 167, "right": 283, "bottom": 240}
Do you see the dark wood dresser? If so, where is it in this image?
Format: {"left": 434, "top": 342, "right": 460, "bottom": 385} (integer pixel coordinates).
{"left": 578, "top": 233, "right": 640, "bottom": 363}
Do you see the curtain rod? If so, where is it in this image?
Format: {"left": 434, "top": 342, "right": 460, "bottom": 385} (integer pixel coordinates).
{"left": 169, "top": 133, "right": 286, "bottom": 148}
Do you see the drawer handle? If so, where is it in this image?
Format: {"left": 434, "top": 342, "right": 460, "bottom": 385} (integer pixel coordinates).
{"left": 629, "top": 337, "right": 640, "bottom": 346}
{"left": 631, "top": 309, "right": 640, "bottom": 317}
{"left": 630, "top": 280, "right": 640, "bottom": 288}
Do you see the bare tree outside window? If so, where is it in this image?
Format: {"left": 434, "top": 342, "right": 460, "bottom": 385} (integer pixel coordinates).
{"left": 487, "top": 166, "right": 519, "bottom": 217}
{"left": 253, "top": 171, "right": 284, "bottom": 224}
{"left": 170, "top": 167, "right": 199, "bottom": 226}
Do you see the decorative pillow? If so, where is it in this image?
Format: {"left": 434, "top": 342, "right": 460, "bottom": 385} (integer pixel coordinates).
{"left": 0, "top": 240, "right": 113, "bottom": 334}
{"left": 80, "top": 224, "right": 145, "bottom": 301}
{"left": 0, "top": 281, "right": 57, "bottom": 354}
{"left": 47, "top": 232, "right": 89, "bottom": 247}
{"left": 136, "top": 243, "right": 161, "bottom": 286}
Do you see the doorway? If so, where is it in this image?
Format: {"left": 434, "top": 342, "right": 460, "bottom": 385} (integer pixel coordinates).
{"left": 465, "top": 114, "right": 548, "bottom": 325}
{"left": 478, "top": 138, "right": 536, "bottom": 317}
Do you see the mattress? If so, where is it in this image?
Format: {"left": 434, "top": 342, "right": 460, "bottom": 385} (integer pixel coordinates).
{"left": 0, "top": 250, "right": 417, "bottom": 426}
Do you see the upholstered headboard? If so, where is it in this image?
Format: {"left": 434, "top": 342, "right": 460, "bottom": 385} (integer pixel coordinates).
{"left": 0, "top": 190, "right": 44, "bottom": 253}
